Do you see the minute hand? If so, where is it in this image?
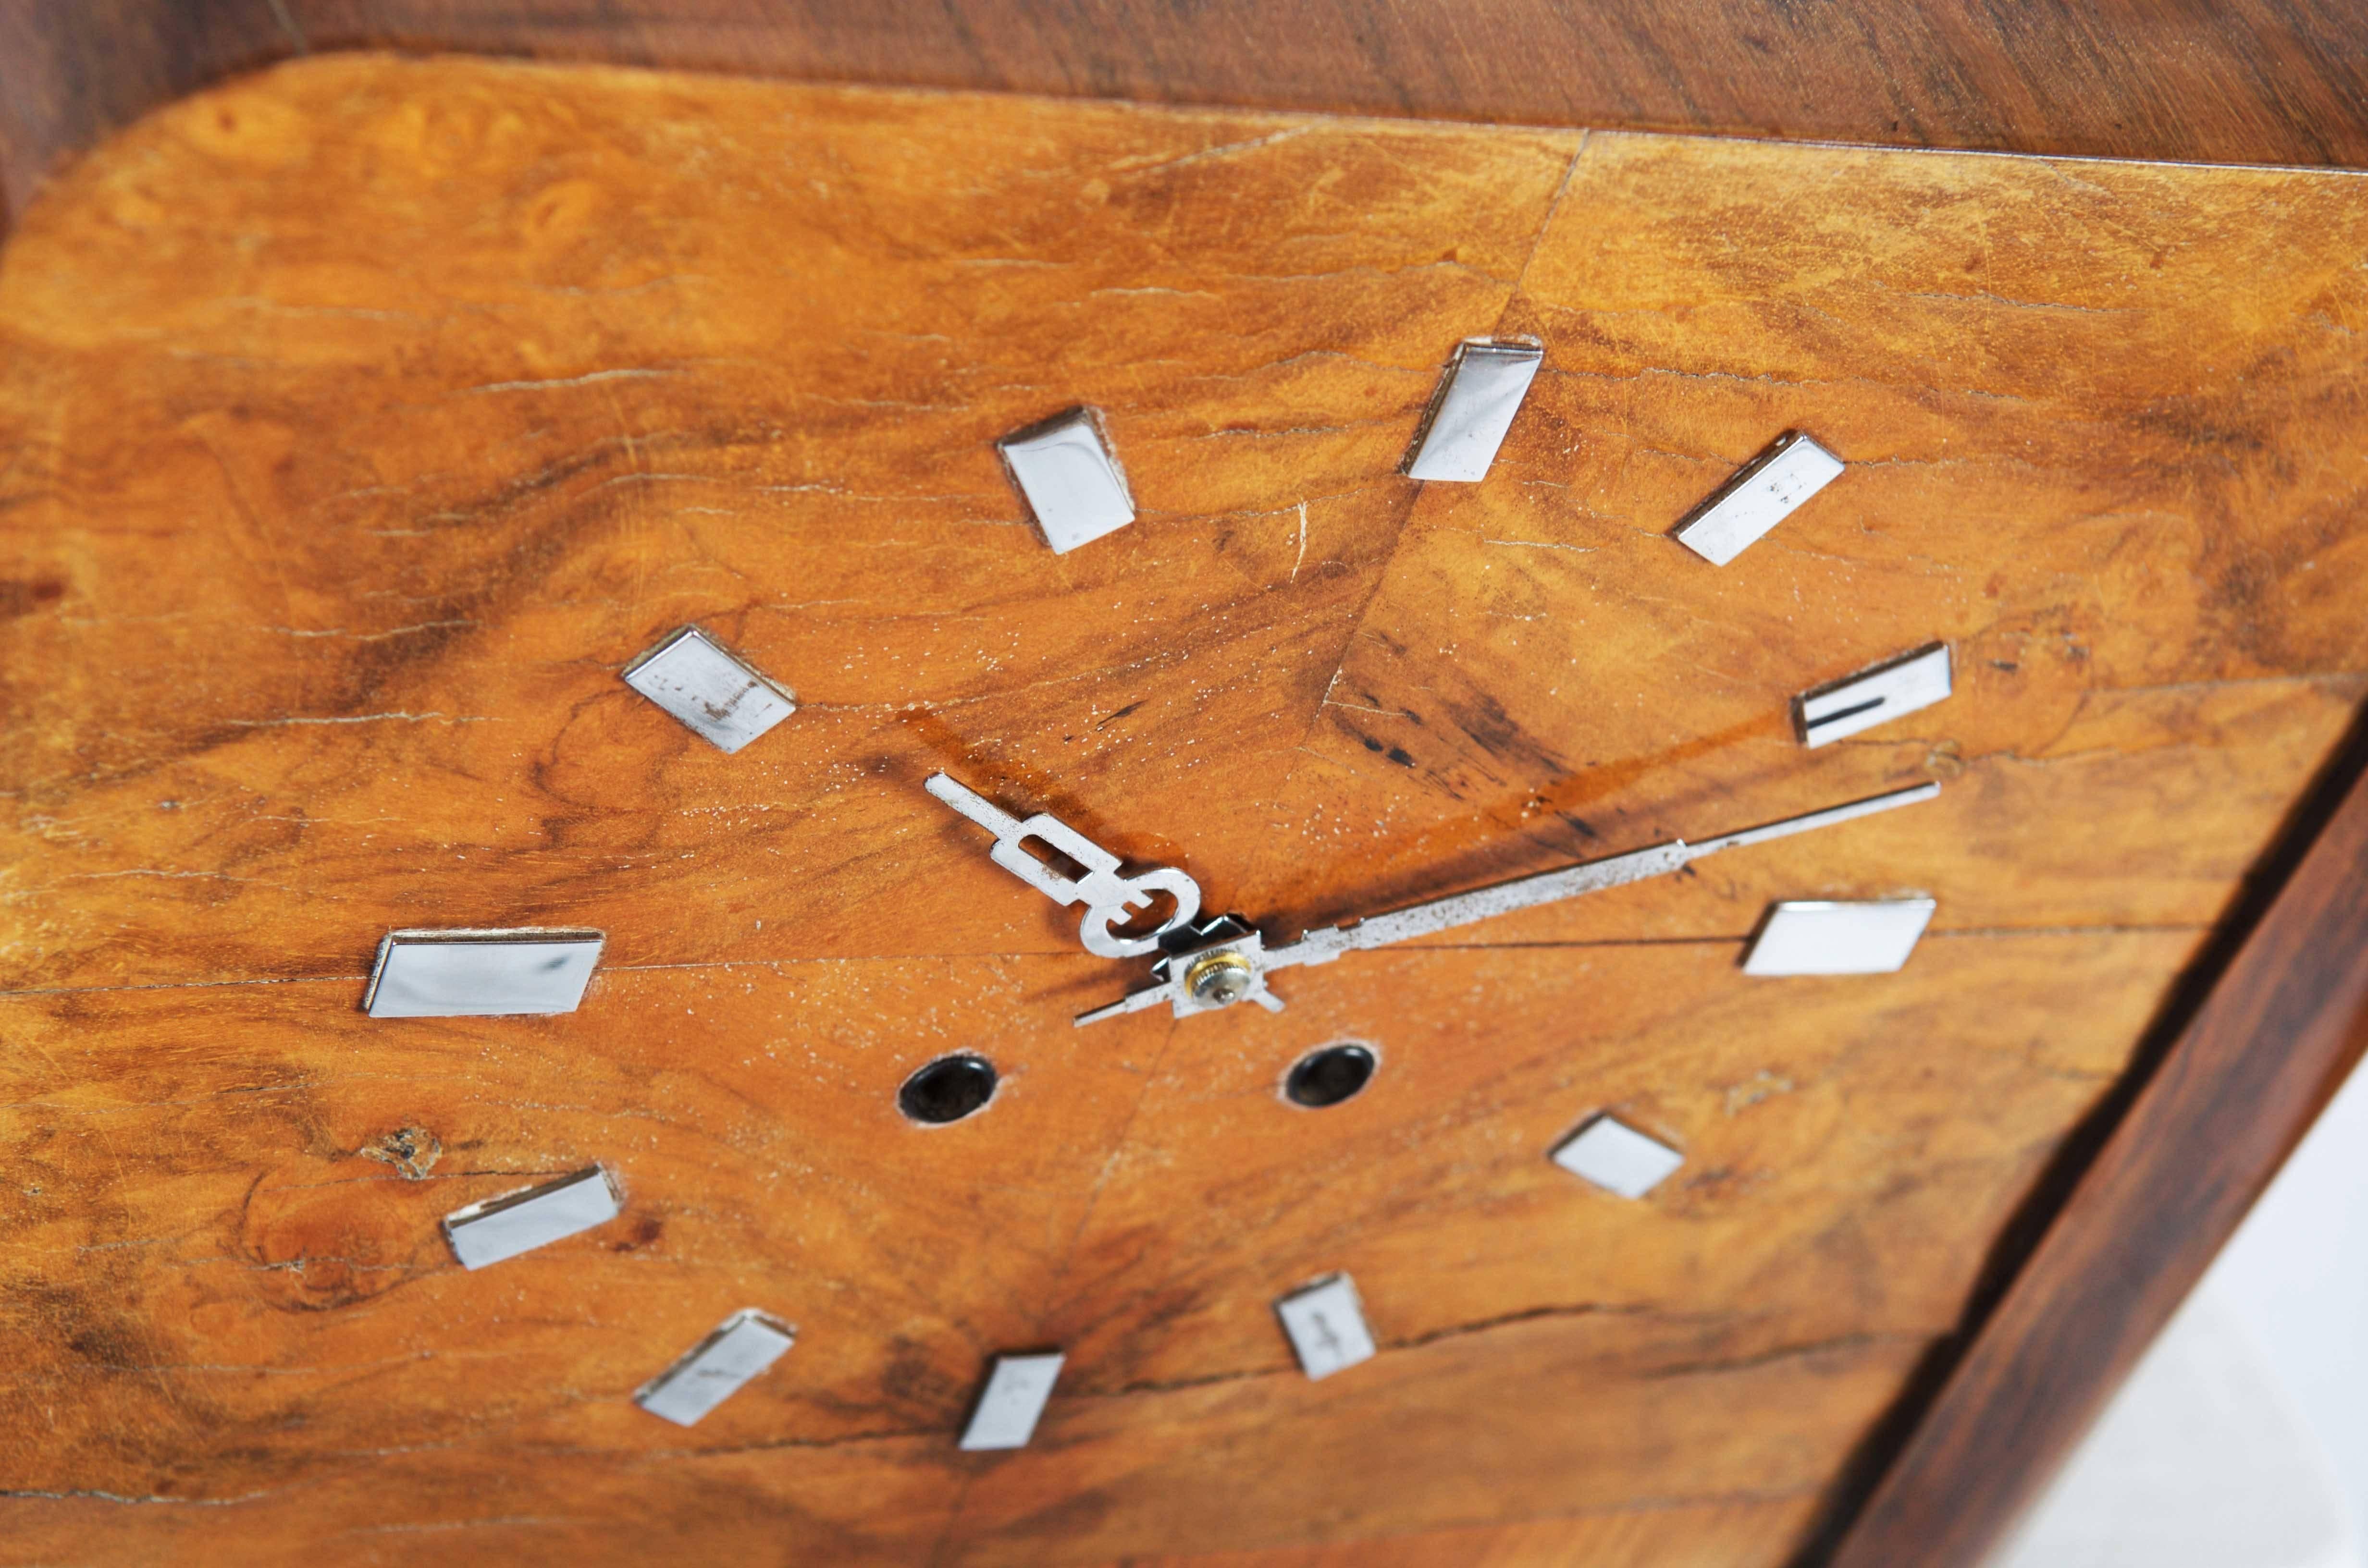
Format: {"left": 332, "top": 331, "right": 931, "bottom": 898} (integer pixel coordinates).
{"left": 1267, "top": 781, "right": 1939, "bottom": 973}
{"left": 1073, "top": 780, "right": 1939, "bottom": 1025}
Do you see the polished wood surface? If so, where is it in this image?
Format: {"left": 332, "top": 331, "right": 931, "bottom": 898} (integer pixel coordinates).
{"left": 2, "top": 56, "right": 2366, "bottom": 1566}
{"left": 0, "top": 942, "right": 2186, "bottom": 1560}
{"left": 8, "top": 0, "right": 2368, "bottom": 239}
{"left": 1830, "top": 716, "right": 2368, "bottom": 1567}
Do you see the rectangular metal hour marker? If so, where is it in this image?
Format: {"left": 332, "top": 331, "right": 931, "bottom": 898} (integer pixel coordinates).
{"left": 1273, "top": 1274, "right": 1377, "bottom": 1381}
{"left": 1402, "top": 338, "right": 1544, "bottom": 482}
{"left": 1796, "top": 643, "right": 1952, "bottom": 747}
{"left": 960, "top": 1352, "right": 1065, "bottom": 1451}
{"left": 636, "top": 1309, "right": 798, "bottom": 1427}
{"left": 1744, "top": 898, "right": 1937, "bottom": 976}
{"left": 998, "top": 408, "right": 1135, "bottom": 554}
{"left": 442, "top": 1165, "right": 623, "bottom": 1270}
{"left": 1673, "top": 431, "right": 1846, "bottom": 566}
{"left": 363, "top": 928, "right": 604, "bottom": 1018}
{"left": 1552, "top": 1115, "right": 1685, "bottom": 1199}
{"left": 621, "top": 625, "right": 796, "bottom": 754}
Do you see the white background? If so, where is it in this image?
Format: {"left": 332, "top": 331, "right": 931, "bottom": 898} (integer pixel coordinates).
{"left": 1991, "top": 1053, "right": 2368, "bottom": 1567}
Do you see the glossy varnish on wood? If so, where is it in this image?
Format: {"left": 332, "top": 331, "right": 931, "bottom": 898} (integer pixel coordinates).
{"left": 8, "top": 0, "right": 2368, "bottom": 240}
{"left": 1833, "top": 716, "right": 2368, "bottom": 1567}
{"left": 0, "top": 57, "right": 2365, "bottom": 1567}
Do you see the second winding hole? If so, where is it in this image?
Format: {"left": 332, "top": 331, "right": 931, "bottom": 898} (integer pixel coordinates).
{"left": 900, "top": 1054, "right": 999, "bottom": 1125}
{"left": 1285, "top": 1043, "right": 1377, "bottom": 1109}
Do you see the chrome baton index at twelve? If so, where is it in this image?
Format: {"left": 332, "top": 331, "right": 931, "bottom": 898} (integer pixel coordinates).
{"left": 925, "top": 772, "right": 1939, "bottom": 1025}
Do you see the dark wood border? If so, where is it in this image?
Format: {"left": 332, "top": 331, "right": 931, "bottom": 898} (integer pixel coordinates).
{"left": 1817, "top": 703, "right": 2368, "bottom": 1567}
{"left": 5, "top": 6, "right": 2368, "bottom": 1562}
{"left": 7, "top": 0, "right": 2368, "bottom": 235}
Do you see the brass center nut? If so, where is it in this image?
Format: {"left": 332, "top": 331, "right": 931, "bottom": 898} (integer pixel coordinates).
{"left": 1184, "top": 950, "right": 1257, "bottom": 1006}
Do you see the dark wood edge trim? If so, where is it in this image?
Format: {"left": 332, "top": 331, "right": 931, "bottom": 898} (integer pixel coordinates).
{"left": 1813, "top": 697, "right": 2368, "bottom": 1568}
{"left": 7, "top": 0, "right": 2368, "bottom": 240}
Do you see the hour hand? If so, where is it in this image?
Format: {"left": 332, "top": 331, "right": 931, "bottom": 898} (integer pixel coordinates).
{"left": 925, "top": 772, "right": 1202, "bottom": 960}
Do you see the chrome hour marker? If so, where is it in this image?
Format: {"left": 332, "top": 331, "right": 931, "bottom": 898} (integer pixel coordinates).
{"left": 442, "top": 1165, "right": 623, "bottom": 1270}
{"left": 1402, "top": 338, "right": 1544, "bottom": 482}
{"left": 636, "top": 1310, "right": 798, "bottom": 1427}
{"left": 1796, "top": 643, "right": 1952, "bottom": 747}
{"left": 926, "top": 772, "right": 1201, "bottom": 959}
{"left": 1274, "top": 1274, "right": 1377, "bottom": 1380}
{"left": 1674, "top": 431, "right": 1846, "bottom": 565}
{"left": 1744, "top": 898, "right": 1937, "bottom": 976}
{"left": 960, "top": 1352, "right": 1065, "bottom": 1451}
{"left": 998, "top": 408, "right": 1135, "bottom": 554}
{"left": 622, "top": 625, "right": 796, "bottom": 754}
{"left": 1552, "top": 1115, "right": 1684, "bottom": 1199}
{"left": 364, "top": 928, "right": 604, "bottom": 1018}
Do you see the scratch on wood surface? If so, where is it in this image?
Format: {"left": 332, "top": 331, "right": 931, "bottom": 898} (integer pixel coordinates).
{"left": 1111, "top": 125, "right": 1315, "bottom": 177}
{"left": 222, "top": 713, "right": 495, "bottom": 727}
{"left": 0, "top": 1487, "right": 278, "bottom": 1506}
{"left": 1483, "top": 536, "right": 1599, "bottom": 554}
{"left": 1642, "top": 1332, "right": 1926, "bottom": 1382}
{"left": 464, "top": 369, "right": 682, "bottom": 395}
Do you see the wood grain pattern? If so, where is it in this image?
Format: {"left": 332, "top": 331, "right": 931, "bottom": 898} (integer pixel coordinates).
{"left": 0, "top": 934, "right": 2182, "bottom": 1549}
{"left": 8, "top": 0, "right": 2368, "bottom": 242}
{"left": 1128, "top": 1505, "right": 1822, "bottom": 1568}
{"left": 6, "top": 60, "right": 2367, "bottom": 993}
{"left": 1827, "top": 720, "right": 2368, "bottom": 1566}
{"left": 2, "top": 56, "right": 2366, "bottom": 1566}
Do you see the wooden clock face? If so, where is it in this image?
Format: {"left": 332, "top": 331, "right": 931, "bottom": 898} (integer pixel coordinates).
{"left": 2, "top": 54, "right": 2365, "bottom": 1568}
